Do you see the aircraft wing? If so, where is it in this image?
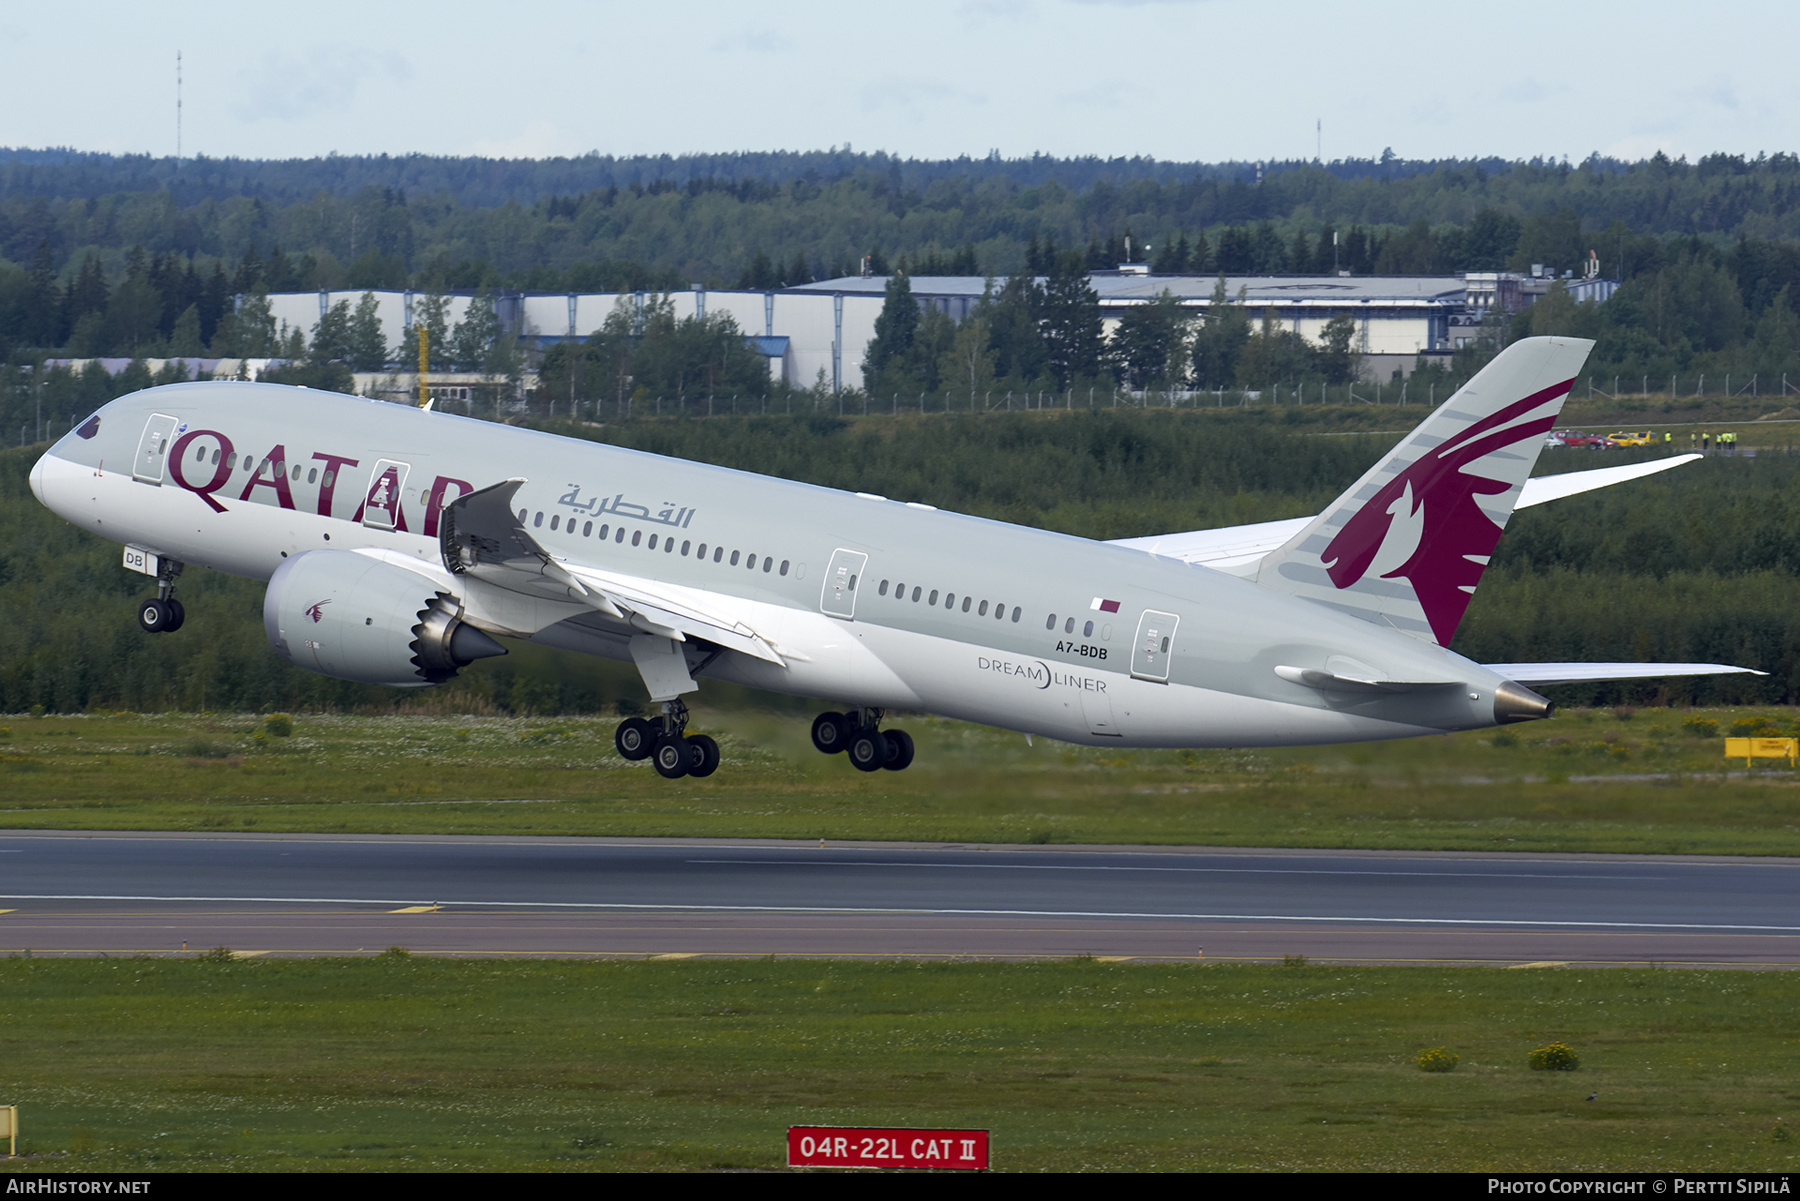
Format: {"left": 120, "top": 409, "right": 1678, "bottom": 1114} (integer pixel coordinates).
{"left": 1106, "top": 456, "right": 1702, "bottom": 572}
{"left": 559, "top": 561, "right": 787, "bottom": 665}
{"left": 439, "top": 478, "right": 785, "bottom": 665}
{"left": 1482, "top": 662, "right": 1765, "bottom": 685}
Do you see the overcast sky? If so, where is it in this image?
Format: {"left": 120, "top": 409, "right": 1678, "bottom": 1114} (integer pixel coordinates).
{"left": 3, "top": 0, "right": 1792, "bottom": 166}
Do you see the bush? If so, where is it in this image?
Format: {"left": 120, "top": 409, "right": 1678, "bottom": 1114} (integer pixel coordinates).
{"left": 1416, "top": 1047, "right": 1459, "bottom": 1073}
{"left": 263, "top": 713, "right": 294, "bottom": 738}
{"left": 1528, "top": 1041, "right": 1580, "bottom": 1071}
{"left": 1729, "top": 716, "right": 1776, "bottom": 737}
{"left": 1681, "top": 718, "right": 1719, "bottom": 738}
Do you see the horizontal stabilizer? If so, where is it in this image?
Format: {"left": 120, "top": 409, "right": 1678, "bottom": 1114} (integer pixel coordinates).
{"left": 1274, "top": 665, "right": 1462, "bottom": 694}
{"left": 1106, "top": 438, "right": 1696, "bottom": 575}
{"left": 1513, "top": 454, "right": 1701, "bottom": 509}
{"left": 1486, "top": 662, "right": 1766, "bottom": 686}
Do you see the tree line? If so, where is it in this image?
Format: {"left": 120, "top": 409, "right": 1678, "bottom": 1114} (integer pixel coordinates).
{"left": 7, "top": 149, "right": 1800, "bottom": 329}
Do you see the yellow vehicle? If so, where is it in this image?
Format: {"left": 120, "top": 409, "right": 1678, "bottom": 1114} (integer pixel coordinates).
{"left": 1607, "top": 430, "right": 1657, "bottom": 447}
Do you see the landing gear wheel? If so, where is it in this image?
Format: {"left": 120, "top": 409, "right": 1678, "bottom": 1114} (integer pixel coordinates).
{"left": 615, "top": 718, "right": 654, "bottom": 761}
{"left": 811, "top": 711, "right": 850, "bottom": 754}
{"left": 881, "top": 729, "right": 914, "bottom": 771}
{"left": 847, "top": 726, "right": 888, "bottom": 773}
{"left": 651, "top": 734, "right": 690, "bottom": 779}
{"left": 137, "top": 598, "right": 173, "bottom": 633}
{"left": 685, "top": 734, "right": 720, "bottom": 778}
{"left": 164, "top": 598, "right": 186, "bottom": 633}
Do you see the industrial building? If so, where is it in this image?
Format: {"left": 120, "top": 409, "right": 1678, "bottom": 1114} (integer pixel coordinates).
{"left": 245, "top": 267, "right": 1613, "bottom": 393}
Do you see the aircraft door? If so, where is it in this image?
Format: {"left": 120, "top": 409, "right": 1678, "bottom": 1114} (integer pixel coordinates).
{"left": 132, "top": 413, "right": 180, "bottom": 484}
{"left": 360, "top": 459, "right": 411, "bottom": 531}
{"left": 819, "top": 548, "right": 868, "bottom": 619}
{"left": 1130, "top": 609, "right": 1180, "bottom": 683}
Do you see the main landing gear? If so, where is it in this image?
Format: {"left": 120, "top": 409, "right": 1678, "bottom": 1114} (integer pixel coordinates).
{"left": 614, "top": 699, "right": 720, "bottom": 780}
{"left": 136, "top": 560, "right": 186, "bottom": 634}
{"left": 811, "top": 709, "right": 914, "bottom": 772}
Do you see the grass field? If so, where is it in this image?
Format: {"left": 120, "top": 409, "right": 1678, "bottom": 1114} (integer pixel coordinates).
{"left": 5, "top": 707, "right": 1795, "bottom": 1174}
{"left": 0, "top": 956, "right": 1793, "bottom": 1173}
{"left": 3, "top": 705, "right": 1799, "bottom": 854}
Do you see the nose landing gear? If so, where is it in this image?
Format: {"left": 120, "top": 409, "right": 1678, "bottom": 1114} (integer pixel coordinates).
{"left": 615, "top": 700, "right": 719, "bottom": 779}
{"left": 136, "top": 561, "right": 185, "bottom": 633}
{"left": 813, "top": 709, "right": 914, "bottom": 772}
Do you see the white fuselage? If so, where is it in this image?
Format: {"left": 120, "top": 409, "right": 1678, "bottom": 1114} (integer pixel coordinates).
{"left": 31, "top": 383, "right": 1515, "bottom": 747}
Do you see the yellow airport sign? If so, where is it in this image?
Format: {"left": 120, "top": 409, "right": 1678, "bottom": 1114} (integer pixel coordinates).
{"left": 1724, "top": 736, "right": 1798, "bottom": 767}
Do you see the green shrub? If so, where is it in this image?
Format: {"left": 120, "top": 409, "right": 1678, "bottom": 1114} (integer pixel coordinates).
{"left": 263, "top": 713, "right": 294, "bottom": 738}
{"left": 1729, "top": 716, "right": 1776, "bottom": 737}
{"left": 1681, "top": 718, "right": 1719, "bottom": 738}
{"left": 1528, "top": 1041, "right": 1580, "bottom": 1071}
{"left": 1416, "top": 1047, "right": 1459, "bottom": 1073}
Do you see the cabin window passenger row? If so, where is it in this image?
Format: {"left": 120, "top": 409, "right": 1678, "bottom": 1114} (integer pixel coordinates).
{"left": 873, "top": 581, "right": 1018, "bottom": 623}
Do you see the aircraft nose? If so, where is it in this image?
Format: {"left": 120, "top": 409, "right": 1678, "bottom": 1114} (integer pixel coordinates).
{"left": 29, "top": 450, "right": 50, "bottom": 506}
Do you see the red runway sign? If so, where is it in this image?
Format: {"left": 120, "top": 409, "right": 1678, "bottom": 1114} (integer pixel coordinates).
{"left": 787, "top": 1126, "right": 989, "bottom": 1170}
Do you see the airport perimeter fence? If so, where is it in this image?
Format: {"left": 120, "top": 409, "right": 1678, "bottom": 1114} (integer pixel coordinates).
{"left": 10, "top": 369, "right": 1800, "bottom": 451}
{"left": 521, "top": 370, "right": 1800, "bottom": 426}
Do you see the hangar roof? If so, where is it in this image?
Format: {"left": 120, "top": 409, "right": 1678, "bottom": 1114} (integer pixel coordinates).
{"left": 787, "top": 274, "right": 1471, "bottom": 307}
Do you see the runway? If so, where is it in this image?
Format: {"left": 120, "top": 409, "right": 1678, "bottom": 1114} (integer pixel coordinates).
{"left": 1, "top": 830, "right": 1796, "bottom": 967}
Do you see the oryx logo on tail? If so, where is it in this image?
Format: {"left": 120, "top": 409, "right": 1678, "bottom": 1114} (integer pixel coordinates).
{"left": 1254, "top": 337, "right": 1592, "bottom": 647}
{"left": 1322, "top": 378, "right": 1572, "bottom": 644}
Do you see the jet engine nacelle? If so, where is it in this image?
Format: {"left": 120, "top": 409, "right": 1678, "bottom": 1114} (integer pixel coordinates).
{"left": 263, "top": 550, "right": 506, "bottom": 687}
